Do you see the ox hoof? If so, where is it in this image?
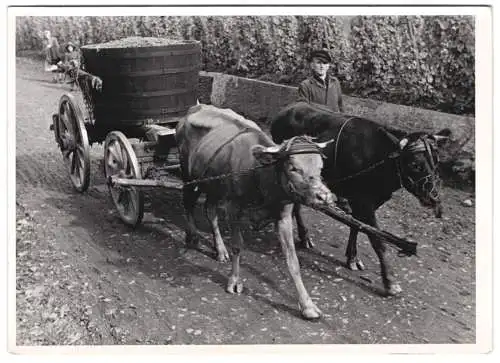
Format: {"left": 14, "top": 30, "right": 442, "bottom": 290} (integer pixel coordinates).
{"left": 226, "top": 278, "right": 243, "bottom": 294}
{"left": 296, "top": 236, "right": 315, "bottom": 250}
{"left": 301, "top": 304, "right": 322, "bottom": 320}
{"left": 347, "top": 258, "right": 365, "bottom": 271}
{"left": 216, "top": 248, "right": 230, "bottom": 263}
{"left": 386, "top": 283, "right": 403, "bottom": 296}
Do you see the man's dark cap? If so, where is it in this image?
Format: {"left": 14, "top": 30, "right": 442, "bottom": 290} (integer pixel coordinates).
{"left": 309, "top": 49, "right": 332, "bottom": 63}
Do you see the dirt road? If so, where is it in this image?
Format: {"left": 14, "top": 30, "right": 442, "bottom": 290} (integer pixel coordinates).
{"left": 15, "top": 57, "right": 476, "bottom": 346}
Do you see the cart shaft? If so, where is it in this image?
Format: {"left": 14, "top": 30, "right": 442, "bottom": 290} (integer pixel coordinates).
{"left": 108, "top": 175, "right": 183, "bottom": 190}
{"left": 316, "top": 204, "right": 418, "bottom": 256}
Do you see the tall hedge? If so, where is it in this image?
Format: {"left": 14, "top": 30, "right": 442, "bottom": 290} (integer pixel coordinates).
{"left": 16, "top": 15, "right": 474, "bottom": 115}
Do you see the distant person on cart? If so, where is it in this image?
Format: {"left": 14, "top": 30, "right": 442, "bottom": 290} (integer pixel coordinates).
{"left": 297, "top": 48, "right": 351, "bottom": 214}
{"left": 42, "top": 30, "right": 64, "bottom": 83}
{"left": 61, "top": 42, "right": 81, "bottom": 90}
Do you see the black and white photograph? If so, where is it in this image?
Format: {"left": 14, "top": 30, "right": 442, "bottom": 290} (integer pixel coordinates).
{"left": 5, "top": 1, "right": 494, "bottom": 356}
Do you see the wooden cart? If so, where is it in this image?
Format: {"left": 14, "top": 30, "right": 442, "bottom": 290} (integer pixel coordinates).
{"left": 50, "top": 38, "right": 201, "bottom": 227}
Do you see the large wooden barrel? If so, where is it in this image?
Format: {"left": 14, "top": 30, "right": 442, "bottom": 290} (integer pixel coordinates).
{"left": 80, "top": 37, "right": 201, "bottom": 128}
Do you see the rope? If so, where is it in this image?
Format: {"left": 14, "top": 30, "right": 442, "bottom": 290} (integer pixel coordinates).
{"left": 195, "top": 127, "right": 253, "bottom": 180}
{"left": 183, "top": 163, "right": 271, "bottom": 187}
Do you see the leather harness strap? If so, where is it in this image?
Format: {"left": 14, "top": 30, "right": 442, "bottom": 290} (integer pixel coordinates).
{"left": 197, "top": 127, "right": 253, "bottom": 179}
{"left": 332, "top": 116, "right": 356, "bottom": 175}
{"left": 280, "top": 136, "right": 325, "bottom": 158}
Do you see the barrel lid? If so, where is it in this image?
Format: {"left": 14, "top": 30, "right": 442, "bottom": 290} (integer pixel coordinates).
{"left": 81, "top": 37, "right": 201, "bottom": 58}
{"left": 82, "top": 36, "right": 199, "bottom": 50}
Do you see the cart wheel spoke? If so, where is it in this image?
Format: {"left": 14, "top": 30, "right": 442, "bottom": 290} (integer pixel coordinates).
{"left": 77, "top": 145, "right": 85, "bottom": 158}
{"left": 121, "top": 148, "right": 129, "bottom": 174}
{"left": 114, "top": 142, "right": 124, "bottom": 167}
{"left": 75, "top": 148, "right": 85, "bottom": 180}
{"left": 60, "top": 111, "right": 70, "bottom": 132}
{"left": 63, "top": 149, "right": 72, "bottom": 160}
{"left": 70, "top": 151, "right": 77, "bottom": 174}
{"left": 78, "top": 161, "right": 85, "bottom": 183}
{"left": 78, "top": 153, "right": 85, "bottom": 175}
{"left": 105, "top": 149, "right": 116, "bottom": 171}
{"left": 63, "top": 101, "right": 71, "bottom": 116}
{"left": 62, "top": 103, "right": 73, "bottom": 130}
{"left": 117, "top": 189, "right": 126, "bottom": 205}
{"left": 127, "top": 190, "right": 138, "bottom": 215}
{"left": 124, "top": 192, "right": 132, "bottom": 214}
{"left": 108, "top": 143, "right": 122, "bottom": 166}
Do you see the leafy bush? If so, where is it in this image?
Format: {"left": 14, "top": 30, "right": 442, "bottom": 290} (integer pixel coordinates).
{"left": 348, "top": 16, "right": 474, "bottom": 114}
{"left": 16, "top": 15, "right": 474, "bottom": 114}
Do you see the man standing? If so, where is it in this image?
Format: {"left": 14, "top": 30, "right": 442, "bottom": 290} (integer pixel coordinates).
{"left": 297, "top": 48, "right": 351, "bottom": 214}
{"left": 298, "top": 49, "right": 344, "bottom": 113}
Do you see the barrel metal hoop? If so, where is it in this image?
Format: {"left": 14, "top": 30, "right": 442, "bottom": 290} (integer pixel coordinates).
{"left": 88, "top": 48, "right": 201, "bottom": 59}
{"left": 105, "top": 65, "right": 201, "bottom": 77}
{"left": 111, "top": 88, "right": 195, "bottom": 98}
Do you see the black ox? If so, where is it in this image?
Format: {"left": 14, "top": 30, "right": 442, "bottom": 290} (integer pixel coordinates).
{"left": 270, "top": 101, "right": 452, "bottom": 296}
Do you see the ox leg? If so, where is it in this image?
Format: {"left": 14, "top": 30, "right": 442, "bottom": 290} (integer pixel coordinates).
{"left": 277, "top": 204, "right": 321, "bottom": 320}
{"left": 205, "top": 198, "right": 230, "bottom": 263}
{"left": 351, "top": 202, "right": 401, "bottom": 296}
{"left": 183, "top": 185, "right": 202, "bottom": 249}
{"left": 293, "top": 203, "right": 314, "bottom": 249}
{"left": 345, "top": 227, "right": 365, "bottom": 271}
{"left": 368, "top": 233, "right": 402, "bottom": 296}
{"left": 345, "top": 198, "right": 365, "bottom": 270}
{"left": 226, "top": 219, "right": 244, "bottom": 294}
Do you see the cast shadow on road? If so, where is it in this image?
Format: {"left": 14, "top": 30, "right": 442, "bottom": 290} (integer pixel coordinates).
{"left": 16, "top": 152, "right": 104, "bottom": 194}
{"left": 299, "top": 249, "right": 388, "bottom": 297}
{"left": 43, "top": 181, "right": 387, "bottom": 320}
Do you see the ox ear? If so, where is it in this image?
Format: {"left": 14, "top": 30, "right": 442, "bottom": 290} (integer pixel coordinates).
{"left": 252, "top": 144, "right": 281, "bottom": 165}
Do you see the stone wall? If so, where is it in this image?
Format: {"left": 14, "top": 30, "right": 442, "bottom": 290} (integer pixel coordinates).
{"left": 197, "top": 71, "right": 475, "bottom": 188}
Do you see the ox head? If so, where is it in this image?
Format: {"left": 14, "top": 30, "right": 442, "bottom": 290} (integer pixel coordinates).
{"left": 252, "top": 136, "right": 337, "bottom": 208}
{"left": 395, "top": 129, "right": 451, "bottom": 218}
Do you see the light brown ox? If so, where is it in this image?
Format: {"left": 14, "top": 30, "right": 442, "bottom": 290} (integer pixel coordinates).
{"left": 175, "top": 104, "right": 336, "bottom": 320}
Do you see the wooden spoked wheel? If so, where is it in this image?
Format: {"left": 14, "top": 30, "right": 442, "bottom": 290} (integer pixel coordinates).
{"left": 103, "top": 131, "right": 144, "bottom": 227}
{"left": 56, "top": 93, "right": 91, "bottom": 192}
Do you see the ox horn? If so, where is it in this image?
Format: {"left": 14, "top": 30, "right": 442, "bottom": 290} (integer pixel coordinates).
{"left": 399, "top": 138, "right": 409, "bottom": 149}
{"left": 252, "top": 144, "right": 282, "bottom": 165}
{"left": 261, "top": 145, "right": 282, "bottom": 154}
{"left": 315, "top": 138, "right": 335, "bottom": 149}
